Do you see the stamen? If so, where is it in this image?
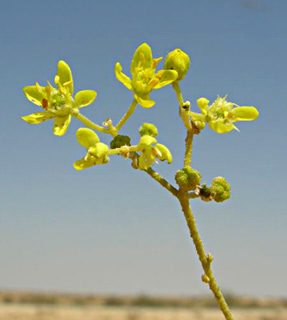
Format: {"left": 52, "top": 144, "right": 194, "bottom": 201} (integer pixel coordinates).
{"left": 41, "top": 98, "right": 48, "bottom": 110}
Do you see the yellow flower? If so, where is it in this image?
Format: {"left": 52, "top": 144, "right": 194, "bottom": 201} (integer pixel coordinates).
{"left": 137, "top": 135, "right": 172, "bottom": 170}
{"left": 115, "top": 43, "right": 178, "bottom": 108}
{"left": 190, "top": 96, "right": 259, "bottom": 134}
{"left": 22, "top": 61, "right": 97, "bottom": 136}
{"left": 74, "top": 128, "right": 109, "bottom": 170}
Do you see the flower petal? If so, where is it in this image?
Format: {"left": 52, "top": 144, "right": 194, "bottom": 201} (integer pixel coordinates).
{"left": 232, "top": 106, "right": 259, "bottom": 122}
{"left": 115, "top": 63, "right": 132, "bottom": 90}
{"left": 197, "top": 98, "right": 209, "bottom": 114}
{"left": 155, "top": 144, "right": 173, "bottom": 164}
{"left": 53, "top": 115, "right": 71, "bottom": 136}
{"left": 57, "top": 60, "right": 73, "bottom": 94}
{"left": 130, "top": 43, "right": 152, "bottom": 74}
{"left": 74, "top": 90, "right": 97, "bottom": 108}
{"left": 153, "top": 70, "right": 178, "bottom": 89}
{"left": 139, "top": 135, "right": 157, "bottom": 146}
{"left": 23, "top": 86, "right": 45, "bottom": 106}
{"left": 76, "top": 128, "right": 100, "bottom": 149}
{"left": 134, "top": 94, "right": 155, "bottom": 108}
{"left": 74, "top": 157, "right": 95, "bottom": 170}
{"left": 209, "top": 120, "right": 236, "bottom": 134}
{"left": 22, "top": 112, "right": 55, "bottom": 124}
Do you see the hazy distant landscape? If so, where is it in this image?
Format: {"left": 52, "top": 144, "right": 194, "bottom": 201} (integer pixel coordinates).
{"left": 1, "top": 291, "right": 287, "bottom": 320}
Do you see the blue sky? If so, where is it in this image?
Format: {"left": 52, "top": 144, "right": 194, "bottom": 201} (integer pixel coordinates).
{"left": 0, "top": 0, "right": 286, "bottom": 297}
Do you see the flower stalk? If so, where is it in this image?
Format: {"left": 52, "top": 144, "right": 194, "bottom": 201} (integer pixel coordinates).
{"left": 22, "top": 44, "right": 259, "bottom": 320}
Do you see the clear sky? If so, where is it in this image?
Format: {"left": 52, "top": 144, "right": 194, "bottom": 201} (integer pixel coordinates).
{"left": 0, "top": 0, "right": 286, "bottom": 297}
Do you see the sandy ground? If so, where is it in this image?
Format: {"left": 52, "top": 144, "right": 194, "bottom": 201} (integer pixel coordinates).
{"left": 0, "top": 304, "right": 287, "bottom": 320}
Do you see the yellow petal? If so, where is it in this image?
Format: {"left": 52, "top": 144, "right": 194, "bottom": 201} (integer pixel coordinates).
{"left": 153, "top": 70, "right": 178, "bottom": 89}
{"left": 74, "top": 157, "right": 95, "bottom": 170}
{"left": 130, "top": 43, "right": 152, "bottom": 74}
{"left": 23, "top": 86, "right": 45, "bottom": 106}
{"left": 74, "top": 90, "right": 97, "bottom": 108}
{"left": 76, "top": 128, "right": 100, "bottom": 149}
{"left": 209, "top": 120, "right": 235, "bottom": 134}
{"left": 53, "top": 115, "right": 71, "bottom": 136}
{"left": 233, "top": 106, "right": 259, "bottom": 122}
{"left": 92, "top": 142, "right": 109, "bottom": 158}
{"left": 155, "top": 144, "right": 173, "bottom": 164}
{"left": 22, "top": 112, "right": 55, "bottom": 124}
{"left": 115, "top": 63, "right": 132, "bottom": 90}
{"left": 57, "top": 61, "right": 73, "bottom": 94}
{"left": 134, "top": 94, "right": 155, "bottom": 108}
{"left": 197, "top": 98, "right": 209, "bottom": 114}
{"left": 139, "top": 135, "right": 157, "bottom": 146}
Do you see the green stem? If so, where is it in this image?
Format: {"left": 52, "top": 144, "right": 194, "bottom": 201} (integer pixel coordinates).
{"left": 144, "top": 167, "right": 179, "bottom": 198}
{"left": 172, "top": 81, "right": 184, "bottom": 106}
{"left": 172, "top": 82, "right": 192, "bottom": 130}
{"left": 107, "top": 145, "right": 138, "bottom": 156}
{"left": 188, "top": 191, "right": 199, "bottom": 199}
{"left": 184, "top": 128, "right": 194, "bottom": 167}
{"left": 115, "top": 99, "right": 137, "bottom": 131}
{"left": 72, "top": 112, "right": 110, "bottom": 135}
{"left": 178, "top": 196, "right": 235, "bottom": 320}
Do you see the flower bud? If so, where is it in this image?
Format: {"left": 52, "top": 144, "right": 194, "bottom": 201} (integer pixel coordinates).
{"left": 211, "top": 177, "right": 231, "bottom": 203}
{"left": 201, "top": 274, "right": 210, "bottom": 283}
{"left": 139, "top": 123, "right": 158, "bottom": 137}
{"left": 175, "top": 167, "right": 201, "bottom": 191}
{"left": 164, "top": 48, "right": 190, "bottom": 81}
{"left": 110, "top": 135, "right": 131, "bottom": 149}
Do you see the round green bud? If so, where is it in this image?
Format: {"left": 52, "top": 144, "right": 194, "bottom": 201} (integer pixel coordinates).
{"left": 175, "top": 167, "right": 201, "bottom": 191}
{"left": 164, "top": 48, "right": 190, "bottom": 81}
{"left": 110, "top": 135, "right": 131, "bottom": 149}
{"left": 139, "top": 123, "right": 158, "bottom": 137}
{"left": 211, "top": 177, "right": 231, "bottom": 203}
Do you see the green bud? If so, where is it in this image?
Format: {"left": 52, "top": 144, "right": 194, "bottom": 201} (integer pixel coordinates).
{"left": 192, "top": 120, "right": 206, "bottom": 131}
{"left": 110, "top": 135, "right": 131, "bottom": 149}
{"left": 139, "top": 123, "right": 158, "bottom": 137}
{"left": 175, "top": 167, "right": 201, "bottom": 191}
{"left": 201, "top": 274, "right": 210, "bottom": 283}
{"left": 211, "top": 177, "right": 231, "bottom": 203}
{"left": 164, "top": 48, "right": 190, "bottom": 81}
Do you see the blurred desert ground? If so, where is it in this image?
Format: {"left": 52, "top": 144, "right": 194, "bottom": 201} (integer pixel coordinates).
{"left": 1, "top": 292, "right": 287, "bottom": 320}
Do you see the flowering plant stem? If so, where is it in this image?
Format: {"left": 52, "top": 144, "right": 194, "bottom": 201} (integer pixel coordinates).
{"left": 144, "top": 158, "right": 235, "bottom": 320}
{"left": 115, "top": 99, "right": 137, "bottom": 130}
{"left": 22, "top": 47, "right": 258, "bottom": 320}
{"left": 144, "top": 82, "right": 236, "bottom": 320}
